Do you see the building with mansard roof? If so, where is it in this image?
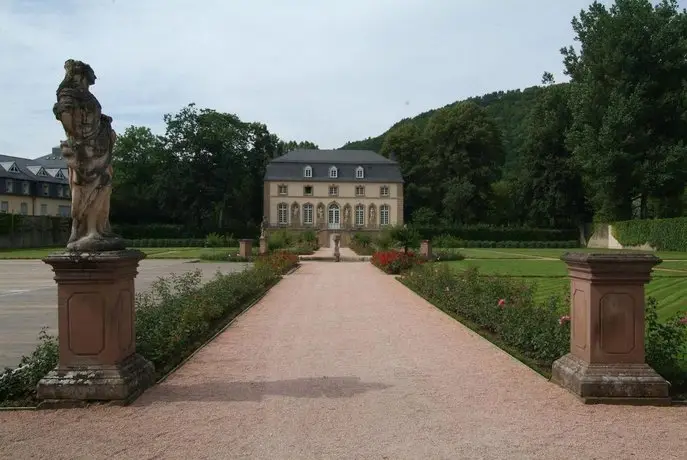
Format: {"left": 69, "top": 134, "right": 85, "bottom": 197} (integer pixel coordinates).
{"left": 263, "top": 149, "right": 404, "bottom": 247}
{"left": 0, "top": 147, "right": 71, "bottom": 217}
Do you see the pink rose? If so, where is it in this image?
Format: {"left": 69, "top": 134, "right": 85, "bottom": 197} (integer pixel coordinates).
{"left": 559, "top": 315, "right": 571, "bottom": 325}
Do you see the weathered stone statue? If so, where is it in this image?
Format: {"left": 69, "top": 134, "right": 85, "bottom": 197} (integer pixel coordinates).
{"left": 343, "top": 206, "right": 351, "bottom": 226}
{"left": 291, "top": 204, "right": 299, "bottom": 224}
{"left": 317, "top": 204, "right": 325, "bottom": 225}
{"left": 369, "top": 206, "right": 376, "bottom": 224}
{"left": 53, "top": 59, "right": 123, "bottom": 252}
{"left": 260, "top": 216, "right": 268, "bottom": 237}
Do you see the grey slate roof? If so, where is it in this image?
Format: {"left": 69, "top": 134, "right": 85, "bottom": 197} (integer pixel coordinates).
{"left": 265, "top": 149, "right": 404, "bottom": 183}
{"left": 0, "top": 148, "right": 68, "bottom": 184}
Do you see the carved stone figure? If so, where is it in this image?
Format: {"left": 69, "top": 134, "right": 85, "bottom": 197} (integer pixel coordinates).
{"left": 317, "top": 204, "right": 325, "bottom": 223}
{"left": 369, "top": 206, "right": 376, "bottom": 224}
{"left": 260, "top": 216, "right": 268, "bottom": 237}
{"left": 53, "top": 59, "right": 123, "bottom": 252}
{"left": 343, "top": 206, "right": 351, "bottom": 226}
{"left": 291, "top": 204, "right": 299, "bottom": 222}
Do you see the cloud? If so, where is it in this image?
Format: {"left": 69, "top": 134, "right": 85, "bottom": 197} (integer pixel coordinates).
{"left": 0, "top": 0, "right": 630, "bottom": 158}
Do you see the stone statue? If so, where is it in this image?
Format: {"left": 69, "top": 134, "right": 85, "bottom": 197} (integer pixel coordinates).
{"left": 292, "top": 204, "right": 299, "bottom": 220}
{"left": 53, "top": 59, "right": 123, "bottom": 252}
{"left": 369, "top": 206, "right": 376, "bottom": 223}
{"left": 260, "top": 216, "right": 268, "bottom": 237}
{"left": 317, "top": 204, "right": 324, "bottom": 221}
{"left": 344, "top": 207, "right": 351, "bottom": 224}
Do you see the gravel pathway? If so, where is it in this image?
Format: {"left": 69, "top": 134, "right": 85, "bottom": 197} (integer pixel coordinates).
{"left": 1, "top": 262, "right": 685, "bottom": 459}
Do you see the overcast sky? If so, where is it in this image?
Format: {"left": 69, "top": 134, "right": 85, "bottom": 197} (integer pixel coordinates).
{"left": 0, "top": 0, "right": 665, "bottom": 159}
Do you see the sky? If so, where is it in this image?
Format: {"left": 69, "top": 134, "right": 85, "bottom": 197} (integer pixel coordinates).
{"left": 0, "top": 0, "right": 656, "bottom": 159}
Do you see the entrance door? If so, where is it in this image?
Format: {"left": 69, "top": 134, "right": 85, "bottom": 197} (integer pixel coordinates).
{"left": 328, "top": 204, "right": 340, "bottom": 229}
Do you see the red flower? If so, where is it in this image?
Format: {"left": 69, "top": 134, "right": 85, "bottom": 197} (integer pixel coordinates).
{"left": 497, "top": 299, "right": 506, "bottom": 308}
{"left": 679, "top": 316, "right": 687, "bottom": 325}
{"left": 559, "top": 315, "right": 571, "bottom": 326}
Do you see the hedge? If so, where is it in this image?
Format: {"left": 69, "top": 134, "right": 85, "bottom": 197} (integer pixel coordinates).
{"left": 613, "top": 217, "right": 687, "bottom": 252}
{"left": 0, "top": 251, "right": 298, "bottom": 407}
{"left": 415, "top": 225, "right": 578, "bottom": 242}
{"left": 433, "top": 238, "right": 580, "bottom": 249}
{"left": 112, "top": 223, "right": 260, "bottom": 240}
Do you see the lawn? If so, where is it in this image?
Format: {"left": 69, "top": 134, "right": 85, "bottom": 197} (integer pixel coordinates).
{"left": 441, "top": 248, "right": 687, "bottom": 321}
{"left": 0, "top": 247, "right": 246, "bottom": 260}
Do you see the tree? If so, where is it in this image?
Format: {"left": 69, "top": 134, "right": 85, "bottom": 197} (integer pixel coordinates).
{"left": 562, "top": 0, "right": 687, "bottom": 221}
{"left": 517, "top": 84, "right": 589, "bottom": 228}
{"left": 423, "top": 102, "right": 505, "bottom": 224}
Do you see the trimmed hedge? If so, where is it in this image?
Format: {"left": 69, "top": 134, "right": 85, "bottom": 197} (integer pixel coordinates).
{"left": 433, "top": 238, "right": 580, "bottom": 249}
{"left": 415, "top": 225, "right": 578, "bottom": 242}
{"left": 112, "top": 223, "right": 260, "bottom": 240}
{"left": 124, "top": 238, "right": 206, "bottom": 248}
{"left": 613, "top": 217, "right": 687, "bottom": 252}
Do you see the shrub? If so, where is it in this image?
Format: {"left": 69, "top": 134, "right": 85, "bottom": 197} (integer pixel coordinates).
{"left": 0, "top": 328, "right": 58, "bottom": 407}
{"left": 254, "top": 250, "right": 300, "bottom": 274}
{"left": 612, "top": 217, "right": 687, "bottom": 251}
{"left": 414, "top": 225, "right": 578, "bottom": 242}
{"left": 350, "top": 232, "right": 375, "bottom": 255}
{"left": 375, "top": 229, "right": 395, "bottom": 251}
{"left": 430, "top": 250, "right": 466, "bottom": 262}
{"left": 371, "top": 250, "right": 424, "bottom": 274}
{"left": 389, "top": 225, "right": 421, "bottom": 254}
{"left": 401, "top": 264, "right": 687, "bottom": 389}
{"left": 204, "top": 232, "right": 226, "bottom": 248}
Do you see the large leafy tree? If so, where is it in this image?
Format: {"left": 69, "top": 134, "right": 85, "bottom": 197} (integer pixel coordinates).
{"left": 517, "top": 82, "right": 589, "bottom": 228}
{"left": 423, "top": 101, "right": 505, "bottom": 224}
{"left": 562, "top": 0, "right": 687, "bottom": 221}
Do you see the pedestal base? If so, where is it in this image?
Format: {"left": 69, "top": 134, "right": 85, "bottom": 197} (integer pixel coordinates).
{"left": 259, "top": 236, "right": 267, "bottom": 255}
{"left": 37, "top": 353, "right": 155, "bottom": 408}
{"left": 551, "top": 353, "right": 670, "bottom": 405}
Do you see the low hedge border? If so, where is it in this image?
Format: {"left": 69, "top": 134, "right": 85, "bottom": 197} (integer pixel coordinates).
{"left": 0, "top": 252, "right": 299, "bottom": 408}
{"left": 613, "top": 217, "right": 687, "bottom": 252}
{"left": 433, "top": 239, "right": 580, "bottom": 249}
{"left": 415, "top": 225, "right": 578, "bottom": 242}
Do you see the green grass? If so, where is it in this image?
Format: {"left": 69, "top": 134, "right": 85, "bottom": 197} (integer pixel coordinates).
{"left": 442, "top": 248, "right": 687, "bottom": 321}
{"left": 0, "top": 247, "right": 247, "bottom": 260}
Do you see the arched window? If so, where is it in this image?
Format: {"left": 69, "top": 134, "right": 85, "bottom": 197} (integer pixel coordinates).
{"left": 304, "top": 165, "right": 312, "bottom": 178}
{"left": 355, "top": 204, "right": 365, "bottom": 227}
{"left": 303, "top": 203, "right": 314, "bottom": 224}
{"left": 329, "top": 166, "right": 338, "bottom": 179}
{"left": 380, "top": 204, "right": 390, "bottom": 226}
{"left": 355, "top": 166, "right": 364, "bottom": 179}
{"left": 277, "top": 203, "right": 288, "bottom": 224}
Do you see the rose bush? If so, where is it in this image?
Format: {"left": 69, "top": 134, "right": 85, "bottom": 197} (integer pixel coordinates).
{"left": 371, "top": 250, "right": 424, "bottom": 274}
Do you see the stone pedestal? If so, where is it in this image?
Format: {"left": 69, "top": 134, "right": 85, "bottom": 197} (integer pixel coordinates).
{"left": 551, "top": 252, "right": 670, "bottom": 405}
{"left": 239, "top": 239, "right": 253, "bottom": 258}
{"left": 420, "top": 240, "right": 432, "bottom": 259}
{"left": 37, "top": 250, "right": 155, "bottom": 406}
{"left": 259, "top": 236, "right": 268, "bottom": 255}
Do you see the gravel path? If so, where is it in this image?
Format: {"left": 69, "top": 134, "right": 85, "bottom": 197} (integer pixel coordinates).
{"left": 1, "top": 261, "right": 685, "bottom": 459}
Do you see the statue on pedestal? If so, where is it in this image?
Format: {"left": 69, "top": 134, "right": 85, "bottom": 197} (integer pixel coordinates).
{"left": 53, "top": 59, "right": 123, "bottom": 252}
{"left": 260, "top": 216, "right": 268, "bottom": 238}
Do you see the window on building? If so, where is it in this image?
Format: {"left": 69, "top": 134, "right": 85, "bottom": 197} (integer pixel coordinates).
{"left": 304, "top": 166, "right": 312, "bottom": 178}
{"left": 37, "top": 168, "right": 48, "bottom": 177}
{"left": 355, "top": 166, "right": 364, "bottom": 179}
{"left": 58, "top": 205, "right": 71, "bottom": 217}
{"left": 303, "top": 185, "right": 313, "bottom": 196}
{"left": 8, "top": 163, "right": 19, "bottom": 173}
{"left": 42, "top": 183, "right": 49, "bottom": 196}
{"left": 40, "top": 204, "right": 48, "bottom": 215}
{"left": 380, "top": 204, "right": 390, "bottom": 226}
{"left": 277, "top": 203, "right": 288, "bottom": 224}
{"left": 329, "top": 166, "right": 338, "bottom": 178}
{"left": 380, "top": 185, "right": 390, "bottom": 197}
{"left": 0, "top": 201, "right": 8, "bottom": 213}
{"left": 355, "top": 204, "right": 365, "bottom": 227}
{"left": 57, "top": 185, "right": 64, "bottom": 197}
{"left": 328, "top": 185, "right": 338, "bottom": 196}
{"left": 20, "top": 202, "right": 28, "bottom": 215}
{"left": 355, "top": 185, "right": 365, "bottom": 197}
{"left": 278, "top": 184, "right": 288, "bottom": 195}
{"left": 303, "top": 203, "right": 313, "bottom": 224}
{"left": 22, "top": 181, "right": 30, "bottom": 195}
{"left": 5, "top": 179, "right": 13, "bottom": 193}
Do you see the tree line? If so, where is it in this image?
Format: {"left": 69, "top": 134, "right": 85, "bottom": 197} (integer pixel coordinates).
{"left": 112, "top": 0, "right": 687, "bottom": 233}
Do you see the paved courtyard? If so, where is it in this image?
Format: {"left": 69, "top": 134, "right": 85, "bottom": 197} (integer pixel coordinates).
{"left": 0, "top": 259, "right": 251, "bottom": 369}
{"left": 0, "top": 261, "right": 684, "bottom": 459}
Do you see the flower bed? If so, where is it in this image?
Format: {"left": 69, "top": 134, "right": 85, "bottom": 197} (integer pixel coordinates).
{"left": 371, "top": 250, "right": 424, "bottom": 274}
{"left": 401, "top": 263, "right": 687, "bottom": 393}
{"left": 0, "top": 252, "right": 295, "bottom": 407}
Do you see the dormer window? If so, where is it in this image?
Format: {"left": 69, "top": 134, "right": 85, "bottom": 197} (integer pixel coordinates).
{"left": 355, "top": 166, "right": 364, "bottom": 179}
{"left": 8, "top": 164, "right": 19, "bottom": 173}
{"left": 304, "top": 165, "right": 312, "bottom": 178}
{"left": 37, "top": 168, "right": 48, "bottom": 177}
{"left": 329, "top": 166, "right": 338, "bottom": 179}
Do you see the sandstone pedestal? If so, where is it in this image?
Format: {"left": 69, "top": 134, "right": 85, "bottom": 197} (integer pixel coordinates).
{"left": 239, "top": 239, "right": 253, "bottom": 258}
{"left": 420, "top": 240, "right": 432, "bottom": 259}
{"left": 259, "top": 236, "right": 268, "bottom": 255}
{"left": 37, "top": 250, "right": 155, "bottom": 407}
{"left": 551, "top": 252, "right": 670, "bottom": 405}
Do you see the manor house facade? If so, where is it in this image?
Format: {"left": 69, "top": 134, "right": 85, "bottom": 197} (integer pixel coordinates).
{"left": 263, "top": 149, "right": 404, "bottom": 247}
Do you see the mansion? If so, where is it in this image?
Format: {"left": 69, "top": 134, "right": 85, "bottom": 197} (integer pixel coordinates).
{"left": 0, "top": 148, "right": 71, "bottom": 217}
{"left": 263, "top": 149, "right": 404, "bottom": 247}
